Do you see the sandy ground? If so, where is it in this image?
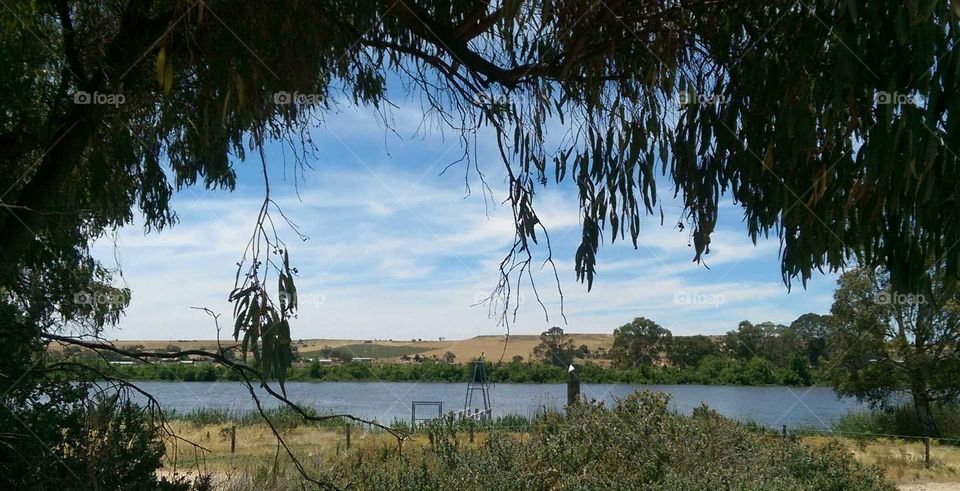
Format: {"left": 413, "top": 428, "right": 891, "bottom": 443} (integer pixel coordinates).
{"left": 899, "top": 484, "right": 960, "bottom": 490}
{"left": 88, "top": 333, "right": 615, "bottom": 362}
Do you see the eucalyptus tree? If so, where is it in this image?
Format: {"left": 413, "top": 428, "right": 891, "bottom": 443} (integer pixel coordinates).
{"left": 532, "top": 326, "right": 576, "bottom": 367}
{"left": 828, "top": 267, "right": 960, "bottom": 437}
{"left": 2, "top": 0, "right": 959, "bottom": 382}
{"left": 611, "top": 317, "right": 672, "bottom": 368}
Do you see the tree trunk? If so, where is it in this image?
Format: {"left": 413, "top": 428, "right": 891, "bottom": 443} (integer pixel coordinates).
{"left": 913, "top": 391, "right": 940, "bottom": 438}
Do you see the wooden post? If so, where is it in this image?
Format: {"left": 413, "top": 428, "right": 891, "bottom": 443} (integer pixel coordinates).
{"left": 345, "top": 423, "right": 351, "bottom": 450}
{"left": 925, "top": 436, "right": 931, "bottom": 468}
{"left": 469, "top": 421, "right": 474, "bottom": 443}
{"left": 782, "top": 425, "right": 787, "bottom": 438}
{"left": 567, "top": 364, "right": 580, "bottom": 407}
{"left": 230, "top": 425, "right": 236, "bottom": 453}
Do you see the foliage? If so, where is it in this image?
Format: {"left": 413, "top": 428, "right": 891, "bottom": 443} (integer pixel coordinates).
{"left": 303, "top": 344, "right": 431, "bottom": 359}
{"left": 724, "top": 320, "right": 767, "bottom": 360}
{"left": 0, "top": 302, "right": 198, "bottom": 490}
{"left": 3, "top": 3, "right": 958, "bottom": 486}
{"left": 828, "top": 267, "right": 960, "bottom": 437}
{"left": 228, "top": 248, "right": 297, "bottom": 394}
{"left": 611, "top": 317, "right": 672, "bottom": 368}
{"left": 91, "top": 356, "right": 823, "bottom": 387}
{"left": 3, "top": 1, "right": 959, "bottom": 349}
{"left": 723, "top": 319, "right": 824, "bottom": 371}
{"left": 667, "top": 334, "right": 718, "bottom": 368}
{"left": 791, "top": 313, "right": 832, "bottom": 367}
{"left": 324, "top": 391, "right": 893, "bottom": 490}
{"left": 532, "top": 327, "right": 576, "bottom": 367}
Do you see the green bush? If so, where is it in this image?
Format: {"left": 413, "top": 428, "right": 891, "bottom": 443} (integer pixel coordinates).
{"left": 321, "top": 391, "right": 892, "bottom": 490}
{"left": 0, "top": 301, "right": 206, "bottom": 490}
{"left": 97, "top": 357, "right": 825, "bottom": 386}
{"left": 0, "top": 382, "right": 205, "bottom": 490}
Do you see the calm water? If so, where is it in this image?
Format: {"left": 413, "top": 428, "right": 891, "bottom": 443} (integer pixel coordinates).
{"left": 131, "top": 381, "right": 867, "bottom": 430}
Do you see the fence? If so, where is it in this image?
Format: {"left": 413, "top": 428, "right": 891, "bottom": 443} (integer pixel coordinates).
{"left": 754, "top": 424, "right": 960, "bottom": 468}
{"left": 322, "top": 419, "right": 960, "bottom": 468}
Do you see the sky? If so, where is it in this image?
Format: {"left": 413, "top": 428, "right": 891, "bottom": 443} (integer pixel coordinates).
{"left": 93, "top": 96, "right": 841, "bottom": 341}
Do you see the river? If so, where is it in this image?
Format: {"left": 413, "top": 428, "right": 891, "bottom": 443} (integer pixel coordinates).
{"left": 131, "top": 381, "right": 869, "bottom": 430}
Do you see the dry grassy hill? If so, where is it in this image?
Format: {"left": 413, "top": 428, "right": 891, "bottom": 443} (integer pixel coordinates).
{"left": 102, "top": 333, "right": 614, "bottom": 363}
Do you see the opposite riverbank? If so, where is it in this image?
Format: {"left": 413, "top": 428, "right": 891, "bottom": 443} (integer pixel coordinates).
{"left": 93, "top": 357, "right": 825, "bottom": 387}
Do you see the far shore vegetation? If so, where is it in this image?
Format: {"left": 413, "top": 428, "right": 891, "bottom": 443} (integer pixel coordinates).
{"left": 80, "top": 355, "right": 820, "bottom": 387}
{"left": 68, "top": 312, "right": 828, "bottom": 386}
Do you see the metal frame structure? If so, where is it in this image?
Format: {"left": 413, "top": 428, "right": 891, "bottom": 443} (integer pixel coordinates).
{"left": 463, "top": 357, "right": 492, "bottom": 419}
{"left": 411, "top": 400, "right": 443, "bottom": 428}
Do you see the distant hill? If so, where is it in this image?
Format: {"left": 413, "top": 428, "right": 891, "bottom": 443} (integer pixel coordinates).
{"left": 97, "top": 333, "right": 615, "bottom": 363}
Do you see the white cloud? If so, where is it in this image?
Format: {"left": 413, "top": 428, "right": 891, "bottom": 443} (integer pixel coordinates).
{"left": 92, "top": 107, "right": 837, "bottom": 341}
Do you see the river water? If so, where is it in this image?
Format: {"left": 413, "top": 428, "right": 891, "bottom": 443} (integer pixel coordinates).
{"left": 131, "top": 381, "right": 868, "bottom": 430}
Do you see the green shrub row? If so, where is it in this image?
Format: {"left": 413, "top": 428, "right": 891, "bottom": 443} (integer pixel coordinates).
{"left": 93, "top": 355, "right": 823, "bottom": 386}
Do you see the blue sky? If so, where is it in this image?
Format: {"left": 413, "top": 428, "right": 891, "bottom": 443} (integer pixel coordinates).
{"left": 93, "top": 98, "right": 840, "bottom": 341}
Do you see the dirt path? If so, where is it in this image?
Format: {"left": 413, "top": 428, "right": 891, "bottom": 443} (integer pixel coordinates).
{"left": 899, "top": 484, "right": 960, "bottom": 490}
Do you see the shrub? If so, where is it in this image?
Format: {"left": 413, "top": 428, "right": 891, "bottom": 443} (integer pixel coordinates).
{"left": 0, "top": 302, "right": 206, "bottom": 490}
{"left": 323, "top": 391, "right": 893, "bottom": 490}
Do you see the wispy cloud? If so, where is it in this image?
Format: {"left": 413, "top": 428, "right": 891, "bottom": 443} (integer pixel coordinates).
{"left": 93, "top": 106, "right": 837, "bottom": 341}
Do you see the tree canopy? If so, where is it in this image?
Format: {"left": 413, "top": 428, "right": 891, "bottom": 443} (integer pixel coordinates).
{"left": 532, "top": 326, "right": 576, "bottom": 367}
{"left": 611, "top": 317, "right": 672, "bottom": 368}
{"left": 2, "top": 0, "right": 960, "bottom": 378}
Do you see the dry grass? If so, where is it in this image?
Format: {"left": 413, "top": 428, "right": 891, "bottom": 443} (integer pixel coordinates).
{"left": 162, "top": 421, "right": 390, "bottom": 485}
{"left": 802, "top": 436, "right": 960, "bottom": 487}
{"left": 162, "top": 421, "right": 529, "bottom": 487}
{"left": 161, "top": 423, "right": 960, "bottom": 489}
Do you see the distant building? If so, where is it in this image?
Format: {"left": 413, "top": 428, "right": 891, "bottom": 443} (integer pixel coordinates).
{"left": 353, "top": 357, "right": 373, "bottom": 364}
{"left": 109, "top": 361, "right": 135, "bottom": 365}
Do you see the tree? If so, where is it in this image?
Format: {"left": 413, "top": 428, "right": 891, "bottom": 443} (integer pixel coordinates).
{"left": 756, "top": 322, "right": 804, "bottom": 368}
{"left": 723, "top": 321, "right": 764, "bottom": 361}
{"left": 790, "top": 313, "right": 831, "bottom": 367}
{"left": 668, "top": 335, "right": 718, "bottom": 368}
{"left": 611, "top": 317, "right": 672, "bottom": 369}
{"left": 828, "top": 267, "right": 960, "bottom": 438}
{"left": 533, "top": 327, "right": 576, "bottom": 367}
{"left": 442, "top": 351, "right": 456, "bottom": 364}
{"left": 575, "top": 344, "right": 591, "bottom": 359}
{"left": 4, "top": 3, "right": 960, "bottom": 484}
{"left": 3, "top": 1, "right": 959, "bottom": 334}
